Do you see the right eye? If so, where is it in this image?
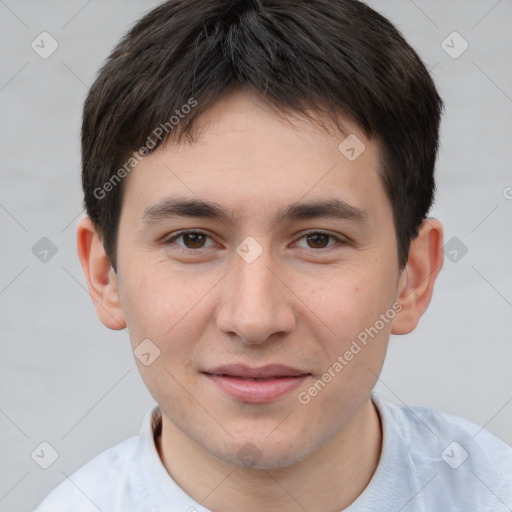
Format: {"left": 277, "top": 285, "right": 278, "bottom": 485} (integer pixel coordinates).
{"left": 162, "top": 230, "right": 216, "bottom": 250}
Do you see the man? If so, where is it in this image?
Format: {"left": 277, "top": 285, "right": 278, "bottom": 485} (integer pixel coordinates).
{"left": 35, "top": 0, "right": 512, "bottom": 510}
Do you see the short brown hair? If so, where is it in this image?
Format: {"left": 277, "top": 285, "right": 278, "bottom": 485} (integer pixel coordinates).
{"left": 81, "top": 0, "right": 443, "bottom": 272}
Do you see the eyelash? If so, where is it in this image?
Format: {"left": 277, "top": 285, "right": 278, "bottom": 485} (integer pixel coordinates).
{"left": 162, "top": 229, "right": 346, "bottom": 252}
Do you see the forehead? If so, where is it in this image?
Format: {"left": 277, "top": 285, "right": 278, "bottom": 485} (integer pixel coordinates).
{"left": 121, "top": 89, "right": 390, "bottom": 229}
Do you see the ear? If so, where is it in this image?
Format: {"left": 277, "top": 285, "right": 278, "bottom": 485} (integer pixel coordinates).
{"left": 76, "top": 217, "right": 126, "bottom": 330}
{"left": 391, "top": 218, "right": 444, "bottom": 335}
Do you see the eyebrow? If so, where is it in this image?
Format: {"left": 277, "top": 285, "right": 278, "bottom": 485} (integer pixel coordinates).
{"left": 142, "top": 196, "right": 369, "bottom": 225}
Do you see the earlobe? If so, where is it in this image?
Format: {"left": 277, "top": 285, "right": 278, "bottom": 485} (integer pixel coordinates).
{"left": 76, "top": 217, "right": 126, "bottom": 330}
{"left": 391, "top": 218, "right": 444, "bottom": 335}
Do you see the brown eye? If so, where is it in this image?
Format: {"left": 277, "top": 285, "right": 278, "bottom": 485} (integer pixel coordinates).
{"left": 305, "top": 233, "right": 331, "bottom": 249}
{"left": 164, "top": 231, "right": 214, "bottom": 250}
{"left": 294, "top": 231, "right": 347, "bottom": 251}
{"left": 181, "top": 233, "right": 207, "bottom": 249}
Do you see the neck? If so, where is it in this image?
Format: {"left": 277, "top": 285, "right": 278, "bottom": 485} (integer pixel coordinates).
{"left": 156, "top": 398, "right": 382, "bottom": 512}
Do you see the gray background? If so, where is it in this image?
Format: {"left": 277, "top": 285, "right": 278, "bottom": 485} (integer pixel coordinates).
{"left": 0, "top": 1, "right": 511, "bottom": 510}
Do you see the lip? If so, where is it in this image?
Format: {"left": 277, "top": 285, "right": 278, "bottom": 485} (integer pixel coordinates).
{"left": 204, "top": 363, "right": 309, "bottom": 379}
{"left": 202, "top": 364, "right": 311, "bottom": 403}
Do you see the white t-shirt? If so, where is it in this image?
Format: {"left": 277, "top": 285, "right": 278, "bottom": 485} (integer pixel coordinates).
{"left": 34, "top": 392, "right": 512, "bottom": 511}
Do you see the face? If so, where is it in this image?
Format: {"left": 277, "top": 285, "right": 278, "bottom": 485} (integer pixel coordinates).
{"left": 114, "top": 88, "right": 403, "bottom": 469}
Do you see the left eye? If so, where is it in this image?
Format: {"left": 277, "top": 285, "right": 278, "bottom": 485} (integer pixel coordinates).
{"left": 163, "top": 230, "right": 342, "bottom": 250}
{"left": 164, "top": 231, "right": 214, "bottom": 249}
{"left": 295, "top": 232, "right": 340, "bottom": 249}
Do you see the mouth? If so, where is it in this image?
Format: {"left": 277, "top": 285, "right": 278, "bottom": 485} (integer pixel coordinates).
{"left": 202, "top": 364, "right": 311, "bottom": 403}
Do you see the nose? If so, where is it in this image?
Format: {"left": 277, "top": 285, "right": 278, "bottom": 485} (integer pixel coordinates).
{"left": 215, "top": 244, "right": 296, "bottom": 345}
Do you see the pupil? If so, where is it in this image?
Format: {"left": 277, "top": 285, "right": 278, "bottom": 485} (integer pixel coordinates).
{"left": 184, "top": 233, "right": 205, "bottom": 248}
{"left": 307, "top": 234, "right": 328, "bottom": 248}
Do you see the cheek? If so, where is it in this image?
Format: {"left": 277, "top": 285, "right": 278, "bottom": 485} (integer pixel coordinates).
{"left": 309, "top": 263, "right": 396, "bottom": 358}
{"left": 119, "top": 266, "right": 207, "bottom": 412}
{"left": 119, "top": 262, "right": 210, "bottom": 342}
{"left": 298, "top": 275, "right": 393, "bottom": 425}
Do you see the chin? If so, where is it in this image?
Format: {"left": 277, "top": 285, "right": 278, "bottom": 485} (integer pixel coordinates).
{"left": 207, "top": 434, "right": 317, "bottom": 471}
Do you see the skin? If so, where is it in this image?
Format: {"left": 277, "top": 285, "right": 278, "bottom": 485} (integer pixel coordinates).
{"left": 77, "top": 88, "right": 443, "bottom": 512}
